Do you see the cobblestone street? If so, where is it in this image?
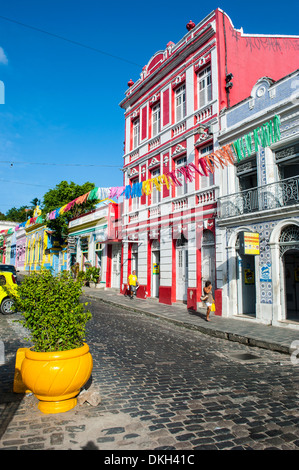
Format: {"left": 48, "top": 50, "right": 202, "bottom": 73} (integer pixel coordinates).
{"left": 1, "top": 297, "right": 299, "bottom": 451}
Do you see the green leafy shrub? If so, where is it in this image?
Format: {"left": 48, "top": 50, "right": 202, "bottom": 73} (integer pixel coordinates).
{"left": 85, "top": 266, "right": 100, "bottom": 283}
{"left": 77, "top": 270, "right": 86, "bottom": 282}
{"left": 13, "top": 269, "right": 92, "bottom": 352}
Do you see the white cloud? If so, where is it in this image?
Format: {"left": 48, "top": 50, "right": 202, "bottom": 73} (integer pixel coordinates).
{"left": 0, "top": 47, "right": 8, "bottom": 65}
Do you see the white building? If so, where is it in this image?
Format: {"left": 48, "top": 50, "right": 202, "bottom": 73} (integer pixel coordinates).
{"left": 118, "top": 10, "right": 299, "bottom": 311}
{"left": 68, "top": 201, "right": 122, "bottom": 288}
{"left": 217, "top": 69, "right": 299, "bottom": 329}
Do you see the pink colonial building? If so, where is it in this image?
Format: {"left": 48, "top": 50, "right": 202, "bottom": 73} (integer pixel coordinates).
{"left": 119, "top": 9, "right": 299, "bottom": 312}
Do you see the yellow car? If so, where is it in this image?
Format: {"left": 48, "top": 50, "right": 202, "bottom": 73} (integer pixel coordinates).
{"left": 0, "top": 271, "right": 17, "bottom": 314}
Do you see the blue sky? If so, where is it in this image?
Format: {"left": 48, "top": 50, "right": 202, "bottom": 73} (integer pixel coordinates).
{"left": 0, "top": 0, "right": 298, "bottom": 214}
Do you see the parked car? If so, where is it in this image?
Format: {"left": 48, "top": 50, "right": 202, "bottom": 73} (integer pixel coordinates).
{"left": 0, "top": 271, "right": 18, "bottom": 314}
{"left": 0, "top": 264, "right": 18, "bottom": 278}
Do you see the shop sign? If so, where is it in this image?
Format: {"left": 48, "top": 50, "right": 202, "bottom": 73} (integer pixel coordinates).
{"left": 153, "top": 263, "right": 159, "bottom": 274}
{"left": 260, "top": 265, "right": 272, "bottom": 282}
{"left": 239, "top": 231, "right": 260, "bottom": 255}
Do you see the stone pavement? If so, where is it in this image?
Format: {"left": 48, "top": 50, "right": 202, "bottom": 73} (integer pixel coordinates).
{"left": 1, "top": 292, "right": 299, "bottom": 451}
{"left": 82, "top": 287, "right": 299, "bottom": 356}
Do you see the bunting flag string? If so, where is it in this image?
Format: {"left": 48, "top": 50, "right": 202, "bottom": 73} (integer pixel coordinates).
{"left": 233, "top": 114, "right": 281, "bottom": 162}
{"left": 121, "top": 115, "right": 281, "bottom": 199}
{"left": 2, "top": 115, "right": 281, "bottom": 235}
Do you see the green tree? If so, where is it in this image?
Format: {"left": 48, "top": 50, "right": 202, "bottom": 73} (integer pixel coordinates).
{"left": 5, "top": 205, "right": 33, "bottom": 222}
{"left": 30, "top": 197, "right": 41, "bottom": 207}
{"left": 41, "top": 180, "right": 98, "bottom": 240}
{"left": 1, "top": 196, "right": 40, "bottom": 222}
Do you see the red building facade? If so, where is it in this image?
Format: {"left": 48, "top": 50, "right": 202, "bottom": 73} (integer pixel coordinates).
{"left": 119, "top": 9, "right": 299, "bottom": 311}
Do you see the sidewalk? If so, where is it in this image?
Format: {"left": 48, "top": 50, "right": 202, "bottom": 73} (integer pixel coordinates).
{"left": 83, "top": 287, "right": 299, "bottom": 355}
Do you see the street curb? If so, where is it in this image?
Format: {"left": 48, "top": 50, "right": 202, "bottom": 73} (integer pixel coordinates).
{"left": 83, "top": 293, "right": 293, "bottom": 355}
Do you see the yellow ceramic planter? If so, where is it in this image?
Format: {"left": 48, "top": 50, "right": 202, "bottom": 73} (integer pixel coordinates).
{"left": 21, "top": 343, "right": 93, "bottom": 414}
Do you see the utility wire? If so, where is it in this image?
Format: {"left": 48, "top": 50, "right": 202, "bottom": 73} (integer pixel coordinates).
{"left": 0, "top": 178, "right": 50, "bottom": 187}
{"left": 0, "top": 160, "right": 121, "bottom": 168}
{"left": 0, "top": 14, "right": 143, "bottom": 68}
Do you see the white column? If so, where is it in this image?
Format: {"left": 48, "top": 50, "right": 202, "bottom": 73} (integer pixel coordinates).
{"left": 138, "top": 231, "right": 148, "bottom": 285}
{"left": 122, "top": 242, "right": 129, "bottom": 287}
{"left": 160, "top": 225, "right": 173, "bottom": 287}
{"left": 188, "top": 222, "right": 197, "bottom": 288}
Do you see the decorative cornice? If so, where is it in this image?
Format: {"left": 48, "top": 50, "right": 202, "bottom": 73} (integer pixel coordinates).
{"left": 148, "top": 156, "right": 160, "bottom": 168}
{"left": 119, "top": 19, "right": 216, "bottom": 109}
{"left": 171, "top": 73, "right": 186, "bottom": 89}
{"left": 194, "top": 53, "right": 211, "bottom": 72}
{"left": 172, "top": 143, "right": 187, "bottom": 157}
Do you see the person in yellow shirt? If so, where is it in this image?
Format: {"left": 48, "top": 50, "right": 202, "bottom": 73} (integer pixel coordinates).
{"left": 127, "top": 270, "right": 139, "bottom": 299}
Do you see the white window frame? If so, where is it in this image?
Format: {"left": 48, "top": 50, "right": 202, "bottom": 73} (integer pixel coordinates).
{"left": 175, "top": 85, "right": 186, "bottom": 122}
{"left": 133, "top": 119, "right": 140, "bottom": 149}
{"left": 200, "top": 144, "right": 214, "bottom": 188}
{"left": 131, "top": 178, "right": 139, "bottom": 211}
{"left": 151, "top": 168, "right": 161, "bottom": 204}
{"left": 152, "top": 103, "right": 160, "bottom": 137}
{"left": 175, "top": 156, "right": 187, "bottom": 196}
{"left": 198, "top": 66, "right": 212, "bottom": 108}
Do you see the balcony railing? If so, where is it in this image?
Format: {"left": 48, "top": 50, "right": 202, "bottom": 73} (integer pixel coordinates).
{"left": 173, "top": 197, "right": 188, "bottom": 211}
{"left": 148, "top": 137, "right": 160, "bottom": 151}
{"left": 129, "top": 212, "right": 139, "bottom": 223}
{"left": 149, "top": 206, "right": 161, "bottom": 218}
{"left": 172, "top": 120, "right": 186, "bottom": 137}
{"left": 194, "top": 103, "right": 213, "bottom": 124}
{"left": 197, "top": 187, "right": 216, "bottom": 205}
{"left": 218, "top": 176, "right": 299, "bottom": 219}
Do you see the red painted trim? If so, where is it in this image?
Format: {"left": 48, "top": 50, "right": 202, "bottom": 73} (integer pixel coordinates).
{"left": 162, "top": 88, "right": 170, "bottom": 127}
{"left": 187, "top": 288, "right": 198, "bottom": 310}
{"left": 159, "top": 286, "right": 172, "bottom": 305}
{"left": 141, "top": 105, "right": 147, "bottom": 141}
{"left": 171, "top": 235, "right": 176, "bottom": 303}
{"left": 124, "top": 44, "right": 215, "bottom": 123}
{"left": 129, "top": 119, "right": 133, "bottom": 152}
{"left": 120, "top": 243, "right": 124, "bottom": 293}
{"left": 194, "top": 146, "right": 200, "bottom": 191}
{"left": 123, "top": 115, "right": 217, "bottom": 169}
{"left": 171, "top": 155, "right": 176, "bottom": 199}
{"left": 162, "top": 152, "right": 170, "bottom": 198}
{"left": 148, "top": 105, "right": 153, "bottom": 139}
{"left": 141, "top": 164, "right": 147, "bottom": 205}
{"left": 147, "top": 53, "right": 164, "bottom": 75}
{"left": 147, "top": 237, "right": 152, "bottom": 297}
{"left": 171, "top": 86, "right": 175, "bottom": 126}
{"left": 196, "top": 234, "right": 202, "bottom": 301}
{"left": 135, "top": 285, "right": 147, "bottom": 299}
{"left": 214, "top": 288, "right": 222, "bottom": 316}
{"left": 128, "top": 243, "right": 132, "bottom": 278}
{"left": 193, "top": 67, "right": 198, "bottom": 114}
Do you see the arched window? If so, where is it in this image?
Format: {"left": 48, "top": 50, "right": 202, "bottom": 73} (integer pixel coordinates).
{"left": 279, "top": 225, "right": 299, "bottom": 257}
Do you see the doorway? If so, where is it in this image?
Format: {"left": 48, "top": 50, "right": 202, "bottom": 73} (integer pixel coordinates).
{"left": 236, "top": 251, "right": 256, "bottom": 316}
{"left": 131, "top": 243, "right": 138, "bottom": 275}
{"left": 176, "top": 235, "right": 188, "bottom": 302}
{"left": 201, "top": 230, "right": 215, "bottom": 293}
{"left": 111, "top": 243, "right": 121, "bottom": 288}
{"left": 152, "top": 240, "right": 160, "bottom": 298}
{"left": 283, "top": 251, "right": 299, "bottom": 321}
